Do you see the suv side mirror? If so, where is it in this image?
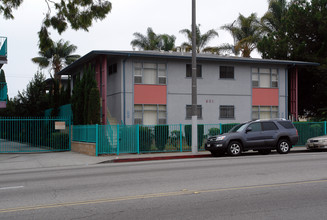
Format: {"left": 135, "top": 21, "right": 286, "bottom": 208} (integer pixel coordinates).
{"left": 246, "top": 127, "right": 252, "bottom": 133}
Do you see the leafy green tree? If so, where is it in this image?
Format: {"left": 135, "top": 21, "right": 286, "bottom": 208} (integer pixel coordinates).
{"left": 71, "top": 64, "right": 100, "bottom": 125}
{"left": 131, "top": 27, "right": 160, "bottom": 50}
{"left": 131, "top": 27, "right": 176, "bottom": 51}
{"left": 87, "top": 88, "right": 100, "bottom": 125}
{"left": 221, "top": 13, "right": 261, "bottom": 57}
{"left": 32, "top": 39, "right": 80, "bottom": 81}
{"left": 0, "top": 0, "right": 112, "bottom": 51}
{"left": 15, "top": 71, "right": 48, "bottom": 116}
{"left": 179, "top": 24, "right": 219, "bottom": 53}
{"left": 71, "top": 75, "right": 84, "bottom": 125}
{"left": 261, "top": 0, "right": 287, "bottom": 34}
{"left": 257, "top": 0, "right": 327, "bottom": 118}
{"left": 0, "top": 69, "right": 6, "bottom": 83}
{"left": 257, "top": 0, "right": 289, "bottom": 59}
{"left": 159, "top": 34, "right": 176, "bottom": 51}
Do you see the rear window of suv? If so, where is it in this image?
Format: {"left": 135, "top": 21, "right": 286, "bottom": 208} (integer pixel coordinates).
{"left": 277, "top": 121, "right": 294, "bottom": 129}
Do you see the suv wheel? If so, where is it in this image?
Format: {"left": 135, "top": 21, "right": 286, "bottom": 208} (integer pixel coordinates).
{"left": 276, "top": 139, "right": 291, "bottom": 154}
{"left": 227, "top": 141, "right": 242, "bottom": 156}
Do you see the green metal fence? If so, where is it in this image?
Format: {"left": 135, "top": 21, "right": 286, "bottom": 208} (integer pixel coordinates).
{"left": 294, "top": 122, "right": 326, "bottom": 145}
{"left": 71, "top": 122, "right": 327, "bottom": 156}
{"left": 0, "top": 117, "right": 71, "bottom": 153}
{"left": 45, "top": 104, "right": 73, "bottom": 121}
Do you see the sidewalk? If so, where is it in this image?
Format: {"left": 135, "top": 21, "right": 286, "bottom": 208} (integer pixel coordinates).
{"left": 0, "top": 147, "right": 308, "bottom": 171}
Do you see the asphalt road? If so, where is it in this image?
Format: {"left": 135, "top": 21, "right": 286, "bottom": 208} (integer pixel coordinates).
{"left": 1, "top": 150, "right": 327, "bottom": 220}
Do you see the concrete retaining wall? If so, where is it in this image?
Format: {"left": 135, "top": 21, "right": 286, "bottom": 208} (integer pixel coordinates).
{"left": 71, "top": 142, "right": 96, "bottom": 156}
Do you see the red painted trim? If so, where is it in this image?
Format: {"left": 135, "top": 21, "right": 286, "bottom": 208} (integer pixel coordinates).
{"left": 101, "top": 55, "right": 108, "bottom": 124}
{"left": 134, "top": 85, "right": 167, "bottom": 104}
{"left": 252, "top": 88, "right": 279, "bottom": 106}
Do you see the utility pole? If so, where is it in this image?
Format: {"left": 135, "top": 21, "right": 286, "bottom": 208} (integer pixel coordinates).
{"left": 191, "top": 0, "right": 198, "bottom": 154}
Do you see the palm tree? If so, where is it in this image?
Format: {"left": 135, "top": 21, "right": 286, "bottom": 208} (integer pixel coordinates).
{"left": 131, "top": 27, "right": 176, "bottom": 51}
{"left": 159, "top": 34, "right": 176, "bottom": 51}
{"left": 261, "top": 0, "right": 287, "bottom": 34}
{"left": 179, "top": 24, "right": 219, "bottom": 53}
{"left": 221, "top": 13, "right": 261, "bottom": 57}
{"left": 32, "top": 39, "right": 80, "bottom": 80}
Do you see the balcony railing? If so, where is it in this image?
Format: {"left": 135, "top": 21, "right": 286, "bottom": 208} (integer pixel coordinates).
{"left": 0, "top": 36, "right": 7, "bottom": 57}
{"left": 0, "top": 82, "right": 7, "bottom": 101}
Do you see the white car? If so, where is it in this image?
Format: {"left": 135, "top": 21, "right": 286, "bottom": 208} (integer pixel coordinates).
{"left": 306, "top": 135, "right": 327, "bottom": 150}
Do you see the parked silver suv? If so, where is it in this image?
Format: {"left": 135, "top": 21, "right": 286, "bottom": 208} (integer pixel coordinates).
{"left": 205, "top": 119, "right": 299, "bottom": 156}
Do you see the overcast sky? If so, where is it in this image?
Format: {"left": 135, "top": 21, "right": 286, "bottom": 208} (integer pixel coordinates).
{"left": 0, "top": 0, "right": 269, "bottom": 98}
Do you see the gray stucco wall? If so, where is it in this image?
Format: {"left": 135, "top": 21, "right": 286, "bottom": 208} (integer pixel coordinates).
{"left": 105, "top": 56, "right": 289, "bottom": 125}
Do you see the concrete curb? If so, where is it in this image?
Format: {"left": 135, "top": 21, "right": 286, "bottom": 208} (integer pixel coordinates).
{"left": 100, "top": 154, "right": 211, "bottom": 163}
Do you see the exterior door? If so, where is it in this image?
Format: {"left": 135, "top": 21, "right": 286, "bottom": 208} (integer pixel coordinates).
{"left": 244, "top": 122, "right": 265, "bottom": 148}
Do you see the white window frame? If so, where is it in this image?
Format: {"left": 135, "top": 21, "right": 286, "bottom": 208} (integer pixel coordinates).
{"left": 252, "top": 106, "right": 279, "bottom": 120}
{"left": 134, "top": 104, "right": 167, "bottom": 125}
{"left": 252, "top": 68, "right": 278, "bottom": 88}
{"left": 133, "top": 62, "right": 167, "bottom": 85}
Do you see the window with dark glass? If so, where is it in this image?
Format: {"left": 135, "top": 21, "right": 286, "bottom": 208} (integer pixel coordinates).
{"left": 219, "top": 105, "right": 235, "bottom": 119}
{"left": 248, "top": 122, "right": 262, "bottom": 132}
{"left": 220, "top": 66, "right": 234, "bottom": 79}
{"left": 186, "top": 64, "right": 202, "bottom": 78}
{"left": 186, "top": 105, "right": 202, "bottom": 119}
{"left": 109, "top": 63, "right": 117, "bottom": 74}
{"left": 262, "top": 122, "right": 278, "bottom": 131}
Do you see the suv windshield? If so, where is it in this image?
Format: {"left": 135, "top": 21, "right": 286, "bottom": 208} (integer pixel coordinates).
{"left": 229, "top": 123, "right": 247, "bottom": 133}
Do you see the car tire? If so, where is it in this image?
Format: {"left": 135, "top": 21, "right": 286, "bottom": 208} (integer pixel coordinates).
{"left": 258, "top": 149, "right": 271, "bottom": 155}
{"left": 227, "top": 141, "right": 242, "bottom": 156}
{"left": 276, "top": 139, "right": 291, "bottom": 154}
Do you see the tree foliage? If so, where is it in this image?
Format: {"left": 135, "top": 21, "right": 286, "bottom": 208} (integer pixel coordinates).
{"left": 257, "top": 0, "right": 327, "bottom": 118}
{"left": 221, "top": 13, "right": 261, "bottom": 57}
{"left": 0, "top": 0, "right": 112, "bottom": 51}
{"left": 71, "top": 64, "right": 99, "bottom": 125}
{"left": 131, "top": 27, "right": 176, "bottom": 51}
{"left": 8, "top": 71, "right": 49, "bottom": 117}
{"left": 32, "top": 39, "right": 80, "bottom": 80}
{"left": 179, "top": 24, "right": 219, "bottom": 53}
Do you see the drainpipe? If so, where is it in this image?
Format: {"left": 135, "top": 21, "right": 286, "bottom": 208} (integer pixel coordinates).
{"left": 123, "top": 54, "right": 130, "bottom": 125}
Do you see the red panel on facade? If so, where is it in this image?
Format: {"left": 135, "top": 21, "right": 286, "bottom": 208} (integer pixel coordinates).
{"left": 0, "top": 101, "right": 6, "bottom": 108}
{"left": 252, "top": 88, "right": 279, "bottom": 106}
{"left": 134, "top": 85, "right": 167, "bottom": 104}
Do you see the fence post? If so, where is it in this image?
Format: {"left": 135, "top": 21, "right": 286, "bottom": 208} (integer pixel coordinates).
{"left": 95, "top": 124, "right": 99, "bottom": 157}
{"left": 219, "top": 123, "right": 222, "bottom": 134}
{"left": 117, "top": 124, "right": 120, "bottom": 156}
{"left": 180, "top": 124, "right": 183, "bottom": 152}
{"left": 136, "top": 124, "right": 140, "bottom": 154}
{"left": 69, "top": 118, "right": 71, "bottom": 151}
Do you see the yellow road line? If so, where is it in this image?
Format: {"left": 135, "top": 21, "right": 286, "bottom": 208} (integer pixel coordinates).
{"left": 1, "top": 179, "right": 326, "bottom": 214}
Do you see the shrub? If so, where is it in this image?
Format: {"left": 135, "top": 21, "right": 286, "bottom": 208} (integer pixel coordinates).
{"left": 155, "top": 125, "right": 169, "bottom": 151}
{"left": 208, "top": 127, "right": 220, "bottom": 136}
{"left": 169, "top": 130, "right": 181, "bottom": 147}
{"left": 139, "top": 126, "right": 153, "bottom": 152}
{"left": 50, "top": 132, "right": 69, "bottom": 150}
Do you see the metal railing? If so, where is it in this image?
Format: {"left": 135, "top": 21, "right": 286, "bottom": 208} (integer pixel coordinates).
{"left": 0, "top": 36, "right": 7, "bottom": 57}
{"left": 0, "top": 117, "right": 71, "bottom": 153}
{"left": 71, "top": 121, "right": 327, "bottom": 156}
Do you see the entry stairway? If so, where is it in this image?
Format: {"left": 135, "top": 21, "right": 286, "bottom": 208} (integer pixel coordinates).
{"left": 105, "top": 110, "right": 119, "bottom": 153}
